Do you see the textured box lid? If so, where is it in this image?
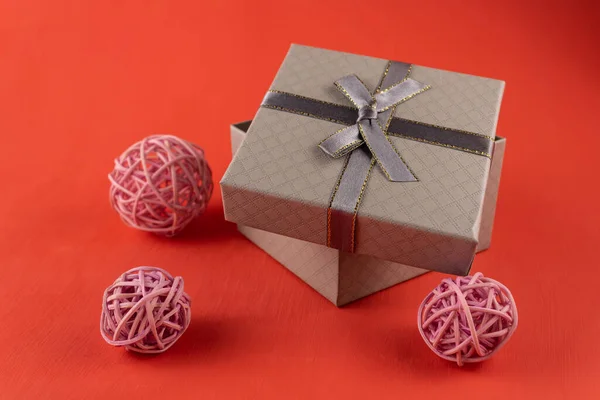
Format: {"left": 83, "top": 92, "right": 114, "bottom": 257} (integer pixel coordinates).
{"left": 221, "top": 44, "right": 504, "bottom": 275}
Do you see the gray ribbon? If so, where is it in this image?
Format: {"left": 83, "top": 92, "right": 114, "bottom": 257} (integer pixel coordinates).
{"left": 261, "top": 61, "right": 494, "bottom": 253}
{"left": 321, "top": 73, "right": 429, "bottom": 182}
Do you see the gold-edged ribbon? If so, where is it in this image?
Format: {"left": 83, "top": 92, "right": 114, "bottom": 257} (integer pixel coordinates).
{"left": 261, "top": 61, "right": 494, "bottom": 253}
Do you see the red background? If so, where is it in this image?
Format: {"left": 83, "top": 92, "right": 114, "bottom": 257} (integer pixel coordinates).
{"left": 1, "top": 1, "right": 599, "bottom": 399}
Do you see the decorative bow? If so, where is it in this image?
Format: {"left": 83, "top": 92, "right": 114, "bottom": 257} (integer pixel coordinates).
{"left": 318, "top": 74, "right": 430, "bottom": 182}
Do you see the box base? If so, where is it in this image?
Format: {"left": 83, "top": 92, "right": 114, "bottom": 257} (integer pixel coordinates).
{"left": 230, "top": 120, "right": 505, "bottom": 306}
{"left": 238, "top": 224, "right": 428, "bottom": 306}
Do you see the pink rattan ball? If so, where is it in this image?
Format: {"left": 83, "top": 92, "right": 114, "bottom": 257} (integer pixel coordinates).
{"left": 417, "top": 272, "right": 518, "bottom": 366}
{"left": 100, "top": 266, "right": 191, "bottom": 354}
{"left": 109, "top": 135, "right": 213, "bottom": 236}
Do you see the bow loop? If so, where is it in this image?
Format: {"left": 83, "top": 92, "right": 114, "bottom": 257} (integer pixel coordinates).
{"left": 325, "top": 73, "right": 430, "bottom": 182}
{"left": 374, "top": 78, "right": 430, "bottom": 112}
{"left": 334, "top": 75, "right": 374, "bottom": 110}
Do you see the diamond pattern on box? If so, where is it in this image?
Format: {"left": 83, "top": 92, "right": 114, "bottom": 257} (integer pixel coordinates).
{"left": 228, "top": 120, "right": 505, "bottom": 306}
{"left": 400, "top": 66, "right": 504, "bottom": 138}
{"left": 271, "top": 45, "right": 388, "bottom": 105}
{"left": 238, "top": 225, "right": 340, "bottom": 304}
{"left": 238, "top": 224, "right": 429, "bottom": 306}
{"left": 338, "top": 252, "right": 428, "bottom": 306}
{"left": 221, "top": 44, "right": 505, "bottom": 275}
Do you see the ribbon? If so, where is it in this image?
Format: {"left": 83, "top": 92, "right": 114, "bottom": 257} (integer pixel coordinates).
{"left": 322, "top": 73, "right": 429, "bottom": 182}
{"left": 261, "top": 61, "right": 494, "bottom": 253}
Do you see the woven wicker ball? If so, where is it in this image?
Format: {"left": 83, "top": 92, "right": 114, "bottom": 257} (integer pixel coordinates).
{"left": 100, "top": 266, "right": 191, "bottom": 354}
{"left": 109, "top": 135, "right": 213, "bottom": 236}
{"left": 417, "top": 272, "right": 518, "bottom": 366}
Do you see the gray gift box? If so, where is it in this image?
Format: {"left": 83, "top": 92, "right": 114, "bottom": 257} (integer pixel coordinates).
{"left": 221, "top": 44, "right": 506, "bottom": 306}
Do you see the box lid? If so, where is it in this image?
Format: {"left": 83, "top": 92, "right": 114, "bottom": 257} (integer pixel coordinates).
{"left": 221, "top": 44, "right": 504, "bottom": 275}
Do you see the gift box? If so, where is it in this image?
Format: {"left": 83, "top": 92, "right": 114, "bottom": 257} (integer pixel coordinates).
{"left": 222, "top": 45, "right": 506, "bottom": 306}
